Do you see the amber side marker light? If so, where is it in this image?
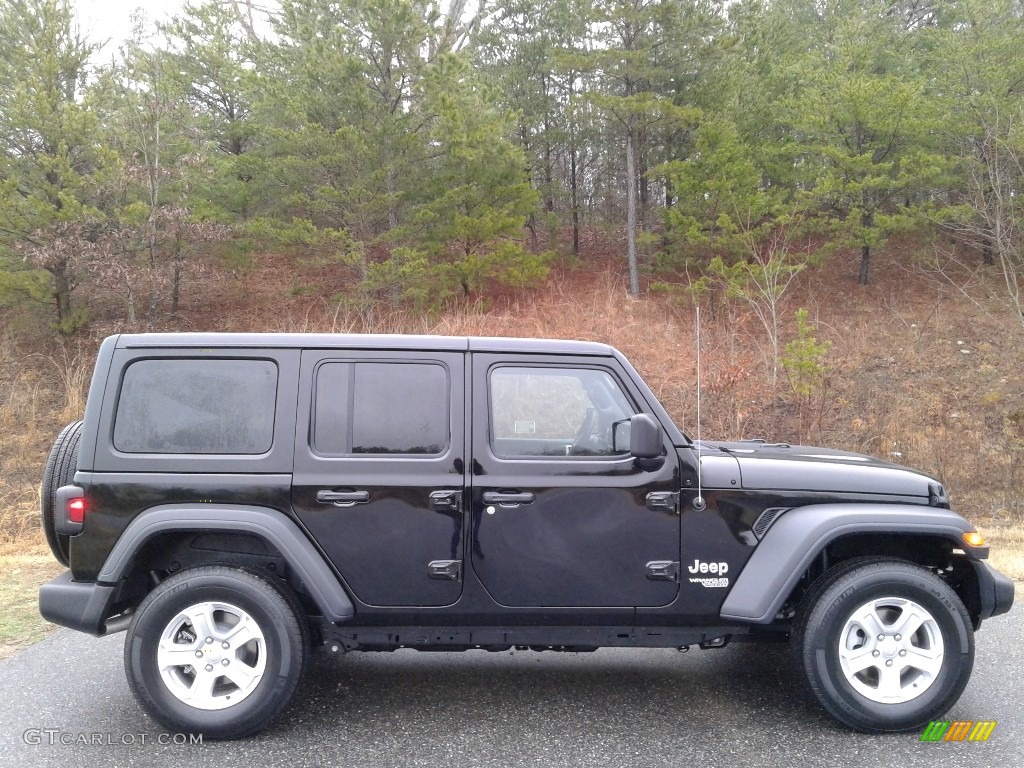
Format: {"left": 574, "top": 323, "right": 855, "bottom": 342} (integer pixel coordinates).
{"left": 963, "top": 531, "right": 985, "bottom": 548}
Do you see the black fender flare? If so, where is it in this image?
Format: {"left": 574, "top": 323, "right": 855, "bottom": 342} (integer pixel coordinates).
{"left": 98, "top": 504, "right": 355, "bottom": 622}
{"left": 719, "top": 503, "right": 985, "bottom": 624}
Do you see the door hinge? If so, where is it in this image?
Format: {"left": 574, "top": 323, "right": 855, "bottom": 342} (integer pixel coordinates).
{"left": 428, "top": 490, "right": 462, "bottom": 511}
{"left": 646, "top": 491, "right": 679, "bottom": 513}
{"left": 428, "top": 559, "right": 462, "bottom": 581}
{"left": 645, "top": 560, "right": 680, "bottom": 582}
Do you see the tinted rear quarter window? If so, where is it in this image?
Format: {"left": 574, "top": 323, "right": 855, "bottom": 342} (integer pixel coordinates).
{"left": 114, "top": 359, "right": 278, "bottom": 454}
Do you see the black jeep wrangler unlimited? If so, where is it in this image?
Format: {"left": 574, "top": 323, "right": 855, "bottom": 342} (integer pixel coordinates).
{"left": 39, "top": 333, "right": 1013, "bottom": 738}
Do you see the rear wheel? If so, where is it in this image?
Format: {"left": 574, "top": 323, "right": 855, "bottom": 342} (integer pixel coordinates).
{"left": 40, "top": 420, "right": 82, "bottom": 566}
{"left": 124, "top": 566, "right": 309, "bottom": 739}
{"left": 793, "top": 558, "right": 974, "bottom": 732}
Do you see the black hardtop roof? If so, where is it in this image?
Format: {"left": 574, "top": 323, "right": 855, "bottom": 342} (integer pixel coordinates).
{"left": 113, "top": 333, "right": 616, "bottom": 356}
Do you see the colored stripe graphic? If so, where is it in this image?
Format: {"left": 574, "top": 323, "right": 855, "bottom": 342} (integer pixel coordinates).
{"left": 944, "top": 721, "right": 973, "bottom": 741}
{"left": 920, "top": 721, "right": 949, "bottom": 741}
{"left": 968, "top": 721, "right": 997, "bottom": 742}
{"left": 920, "top": 720, "right": 997, "bottom": 742}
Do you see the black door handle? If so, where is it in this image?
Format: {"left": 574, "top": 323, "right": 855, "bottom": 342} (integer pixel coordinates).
{"left": 316, "top": 490, "right": 370, "bottom": 506}
{"left": 482, "top": 491, "right": 536, "bottom": 506}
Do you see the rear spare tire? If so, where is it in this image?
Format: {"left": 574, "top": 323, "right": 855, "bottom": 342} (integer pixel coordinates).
{"left": 40, "top": 420, "right": 83, "bottom": 566}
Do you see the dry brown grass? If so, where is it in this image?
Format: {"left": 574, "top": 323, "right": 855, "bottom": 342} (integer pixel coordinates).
{"left": 0, "top": 539, "right": 64, "bottom": 660}
{"left": 0, "top": 333, "right": 92, "bottom": 547}
{"left": 978, "top": 525, "right": 1024, "bottom": 583}
{"left": 47, "top": 342, "right": 90, "bottom": 424}
{"left": 0, "top": 337, "right": 92, "bottom": 654}
{"left": 0, "top": 369, "right": 52, "bottom": 545}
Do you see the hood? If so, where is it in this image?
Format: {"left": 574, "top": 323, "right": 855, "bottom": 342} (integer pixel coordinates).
{"left": 699, "top": 440, "right": 941, "bottom": 499}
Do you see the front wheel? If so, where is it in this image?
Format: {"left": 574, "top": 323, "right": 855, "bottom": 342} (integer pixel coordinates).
{"left": 794, "top": 559, "right": 974, "bottom": 732}
{"left": 124, "top": 566, "right": 309, "bottom": 739}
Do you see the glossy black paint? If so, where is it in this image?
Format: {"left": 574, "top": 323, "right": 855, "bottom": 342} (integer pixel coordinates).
{"left": 469, "top": 353, "right": 684, "bottom": 608}
{"left": 97, "top": 505, "right": 356, "bottom": 621}
{"left": 68, "top": 473, "right": 294, "bottom": 581}
{"left": 291, "top": 350, "right": 467, "bottom": 608}
{"left": 51, "top": 333, "right": 1011, "bottom": 644}
{"left": 707, "top": 440, "right": 937, "bottom": 497}
{"left": 720, "top": 502, "right": 989, "bottom": 623}
{"left": 633, "top": 477, "right": 969, "bottom": 627}
{"left": 113, "top": 332, "right": 608, "bottom": 354}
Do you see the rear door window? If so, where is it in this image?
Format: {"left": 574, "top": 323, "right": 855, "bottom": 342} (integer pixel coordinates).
{"left": 313, "top": 362, "right": 449, "bottom": 455}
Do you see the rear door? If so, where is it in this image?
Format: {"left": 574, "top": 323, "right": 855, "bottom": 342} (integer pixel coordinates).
{"left": 292, "top": 350, "right": 466, "bottom": 607}
{"left": 470, "top": 354, "right": 681, "bottom": 608}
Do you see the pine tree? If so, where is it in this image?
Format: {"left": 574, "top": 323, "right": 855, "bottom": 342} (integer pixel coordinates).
{"left": 0, "top": 0, "right": 109, "bottom": 329}
{"left": 158, "top": 0, "right": 260, "bottom": 220}
{"left": 586, "top": 0, "right": 718, "bottom": 295}
{"left": 777, "top": 0, "right": 948, "bottom": 284}
{"left": 383, "top": 53, "right": 546, "bottom": 304}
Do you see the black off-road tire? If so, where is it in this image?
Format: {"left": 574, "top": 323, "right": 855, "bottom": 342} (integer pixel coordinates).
{"left": 40, "top": 420, "right": 82, "bottom": 566}
{"left": 793, "top": 558, "right": 974, "bottom": 733}
{"left": 124, "top": 566, "right": 309, "bottom": 740}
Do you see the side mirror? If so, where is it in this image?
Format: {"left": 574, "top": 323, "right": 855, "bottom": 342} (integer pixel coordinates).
{"left": 629, "top": 413, "right": 663, "bottom": 459}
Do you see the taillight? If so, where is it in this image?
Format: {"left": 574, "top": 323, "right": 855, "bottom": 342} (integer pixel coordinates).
{"left": 67, "top": 497, "right": 86, "bottom": 524}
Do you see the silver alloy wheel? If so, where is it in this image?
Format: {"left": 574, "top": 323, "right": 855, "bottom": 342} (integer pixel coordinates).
{"left": 156, "top": 601, "right": 267, "bottom": 710}
{"left": 837, "top": 596, "right": 944, "bottom": 704}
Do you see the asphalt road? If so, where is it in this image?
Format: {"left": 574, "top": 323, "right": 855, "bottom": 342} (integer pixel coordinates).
{"left": 0, "top": 607, "right": 1019, "bottom": 768}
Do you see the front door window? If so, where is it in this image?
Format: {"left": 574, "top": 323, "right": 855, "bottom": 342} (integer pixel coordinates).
{"left": 489, "top": 367, "right": 635, "bottom": 458}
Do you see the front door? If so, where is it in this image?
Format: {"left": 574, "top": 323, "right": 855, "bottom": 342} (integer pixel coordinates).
{"left": 470, "top": 355, "right": 680, "bottom": 608}
{"left": 292, "top": 350, "right": 465, "bottom": 607}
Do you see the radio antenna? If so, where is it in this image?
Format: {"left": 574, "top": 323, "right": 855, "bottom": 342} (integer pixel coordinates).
{"left": 693, "top": 306, "right": 706, "bottom": 511}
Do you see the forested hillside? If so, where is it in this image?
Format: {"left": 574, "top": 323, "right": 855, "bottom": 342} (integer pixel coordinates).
{"left": 2, "top": 0, "right": 1023, "bottom": 327}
